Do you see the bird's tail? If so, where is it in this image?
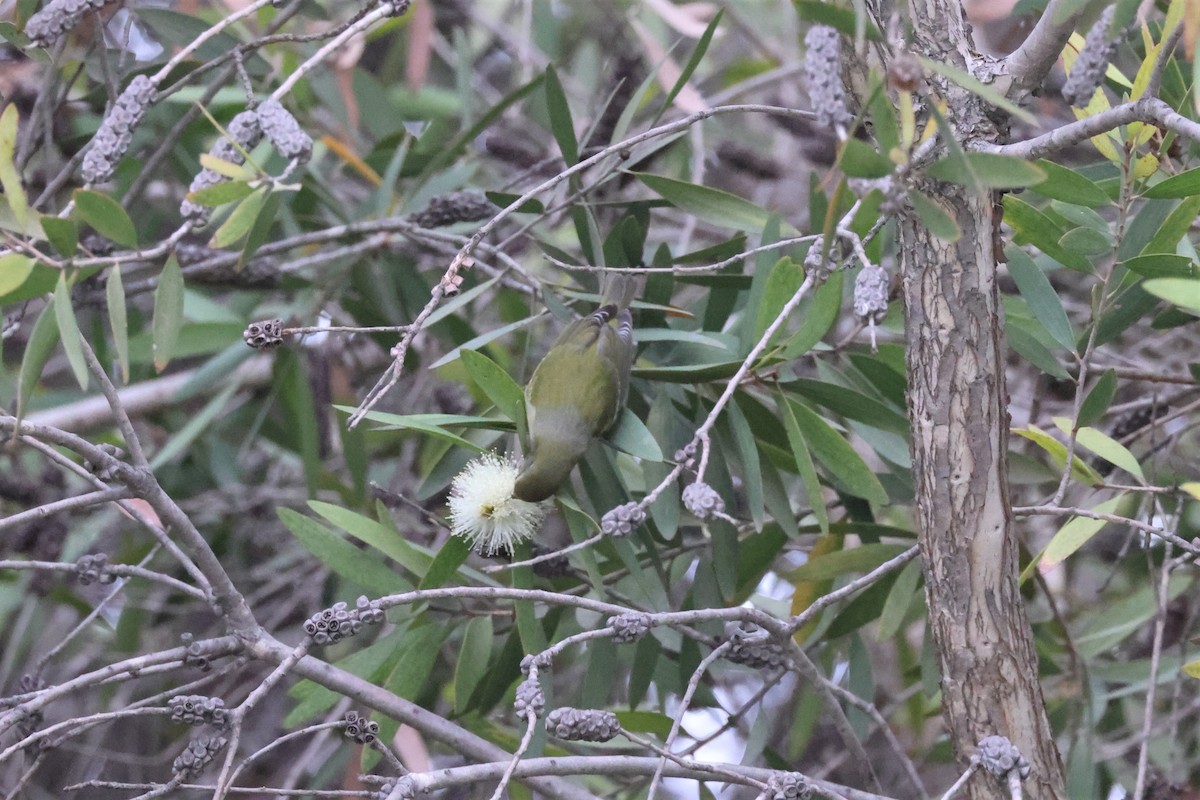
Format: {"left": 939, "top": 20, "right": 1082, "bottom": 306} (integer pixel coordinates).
{"left": 600, "top": 272, "right": 641, "bottom": 311}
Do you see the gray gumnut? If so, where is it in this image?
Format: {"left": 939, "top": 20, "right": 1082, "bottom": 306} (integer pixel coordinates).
{"left": 771, "top": 773, "right": 814, "bottom": 800}
{"left": 977, "top": 734, "right": 1031, "bottom": 779}
{"left": 256, "top": 99, "right": 313, "bottom": 163}
{"left": 600, "top": 502, "right": 645, "bottom": 537}
{"left": 25, "top": 0, "right": 108, "bottom": 46}
{"left": 514, "top": 676, "right": 545, "bottom": 718}
{"left": 608, "top": 612, "right": 652, "bottom": 644}
{"left": 181, "top": 111, "right": 263, "bottom": 223}
{"left": 544, "top": 707, "right": 621, "bottom": 742}
{"left": 81, "top": 75, "right": 157, "bottom": 184}
{"left": 803, "top": 25, "right": 852, "bottom": 128}
{"left": 853, "top": 265, "right": 889, "bottom": 323}
{"left": 1062, "top": 6, "right": 1119, "bottom": 107}
{"left": 411, "top": 191, "right": 496, "bottom": 228}
{"left": 682, "top": 482, "right": 724, "bottom": 519}
{"left": 168, "top": 695, "right": 227, "bottom": 726}
{"left": 724, "top": 621, "right": 787, "bottom": 669}
{"left": 172, "top": 735, "right": 227, "bottom": 777}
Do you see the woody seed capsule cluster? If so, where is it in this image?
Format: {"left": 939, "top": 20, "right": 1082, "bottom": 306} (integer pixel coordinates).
{"left": 83, "top": 443, "right": 125, "bottom": 480}
{"left": 724, "top": 622, "right": 787, "bottom": 669}
{"left": 682, "top": 482, "right": 724, "bottom": 519}
{"left": 81, "top": 76, "right": 157, "bottom": 184}
{"left": 74, "top": 553, "right": 115, "bottom": 585}
{"left": 977, "top": 735, "right": 1031, "bottom": 779}
{"left": 608, "top": 612, "right": 652, "bottom": 643}
{"left": 411, "top": 191, "right": 496, "bottom": 228}
{"left": 168, "top": 695, "right": 228, "bottom": 727}
{"left": 1062, "top": 6, "right": 1119, "bottom": 107}
{"left": 803, "top": 26, "right": 852, "bottom": 129}
{"left": 342, "top": 710, "right": 380, "bottom": 744}
{"left": 181, "top": 111, "right": 263, "bottom": 224}
{"left": 770, "top": 773, "right": 814, "bottom": 800}
{"left": 854, "top": 265, "right": 889, "bottom": 322}
{"left": 172, "top": 735, "right": 227, "bottom": 777}
{"left": 256, "top": 99, "right": 313, "bottom": 163}
{"left": 243, "top": 319, "right": 284, "bottom": 350}
{"left": 303, "top": 597, "right": 385, "bottom": 645}
{"left": 514, "top": 676, "right": 545, "bottom": 718}
{"left": 600, "top": 502, "right": 645, "bottom": 537}
{"left": 545, "top": 707, "right": 622, "bottom": 742}
{"left": 24, "top": 0, "right": 108, "bottom": 46}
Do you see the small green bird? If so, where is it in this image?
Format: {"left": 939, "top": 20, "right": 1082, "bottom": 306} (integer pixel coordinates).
{"left": 513, "top": 274, "right": 639, "bottom": 502}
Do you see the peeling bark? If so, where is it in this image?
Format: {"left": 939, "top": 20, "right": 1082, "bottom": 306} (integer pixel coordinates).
{"left": 900, "top": 191, "right": 1066, "bottom": 798}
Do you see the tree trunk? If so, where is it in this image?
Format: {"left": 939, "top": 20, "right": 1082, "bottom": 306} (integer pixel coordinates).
{"left": 900, "top": 192, "right": 1067, "bottom": 798}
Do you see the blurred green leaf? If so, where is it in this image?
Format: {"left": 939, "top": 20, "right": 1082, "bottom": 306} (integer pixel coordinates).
{"left": 187, "top": 179, "right": 256, "bottom": 207}
{"left": 0, "top": 253, "right": 34, "bottom": 298}
{"left": 789, "top": 543, "right": 909, "bottom": 582}
{"left": 41, "top": 216, "right": 78, "bottom": 257}
{"left": 1076, "top": 369, "right": 1116, "bottom": 429}
{"left": 787, "top": 400, "right": 889, "bottom": 505}
{"left": 608, "top": 408, "right": 664, "bottom": 461}
{"left": 1142, "top": 278, "right": 1200, "bottom": 312}
{"left": 1012, "top": 425, "right": 1104, "bottom": 486}
{"left": 74, "top": 189, "right": 137, "bottom": 248}
{"left": 460, "top": 348, "right": 528, "bottom": 440}
{"left": 210, "top": 186, "right": 267, "bottom": 249}
{"left": 1121, "top": 254, "right": 1197, "bottom": 279}
{"left": 635, "top": 173, "right": 780, "bottom": 233}
{"left": 0, "top": 104, "right": 29, "bottom": 230}
{"left": 53, "top": 274, "right": 88, "bottom": 390}
{"left": 839, "top": 138, "right": 893, "bottom": 179}
{"left": 1005, "top": 246, "right": 1076, "bottom": 351}
{"left": 1038, "top": 496, "right": 1125, "bottom": 571}
{"left": 1143, "top": 165, "right": 1200, "bottom": 198}
{"left": 278, "top": 507, "right": 412, "bottom": 595}
{"left": 1003, "top": 195, "right": 1091, "bottom": 272}
{"left": 662, "top": 10, "right": 723, "bottom": 112}
{"left": 152, "top": 256, "right": 184, "bottom": 372}
{"left": 927, "top": 153, "right": 1046, "bottom": 189}
{"left": 909, "top": 190, "right": 961, "bottom": 242}
{"left": 1029, "top": 160, "right": 1111, "bottom": 207}
{"left": 1053, "top": 417, "right": 1145, "bottom": 482}
{"left": 454, "top": 616, "right": 494, "bottom": 714}
{"left": 544, "top": 66, "right": 578, "bottom": 165}
{"left": 16, "top": 298, "right": 59, "bottom": 421}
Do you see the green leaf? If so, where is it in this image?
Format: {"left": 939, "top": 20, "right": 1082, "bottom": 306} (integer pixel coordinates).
{"left": 277, "top": 507, "right": 412, "bottom": 595}
{"left": 16, "top": 299, "right": 59, "bottom": 421}
{"left": 1076, "top": 369, "right": 1116, "bottom": 428}
{"left": 186, "top": 179, "right": 256, "bottom": 207}
{"left": 339, "top": 408, "right": 495, "bottom": 450}
{"left": 53, "top": 274, "right": 88, "bottom": 390}
{"left": 198, "top": 153, "right": 255, "bottom": 180}
{"left": 788, "top": 377, "right": 909, "bottom": 434}
{"left": 1053, "top": 417, "right": 1145, "bottom": 482}
{"left": 788, "top": 400, "right": 889, "bottom": 505}
{"left": 1002, "top": 195, "right": 1091, "bottom": 272}
{"left": 210, "top": 186, "right": 268, "bottom": 248}
{"left": 0, "top": 104, "right": 29, "bottom": 230}
{"left": 484, "top": 192, "right": 542, "bottom": 214}
{"left": 459, "top": 348, "right": 527, "bottom": 439}
{"left": 782, "top": 270, "right": 844, "bottom": 358}
{"left": 41, "top": 216, "right": 78, "bottom": 257}
{"left": 616, "top": 710, "right": 675, "bottom": 738}
{"left": 788, "top": 543, "right": 910, "bottom": 582}
{"left": 927, "top": 153, "right": 1047, "bottom": 189}
{"left": 1005, "top": 246, "right": 1076, "bottom": 351}
{"left": 1012, "top": 425, "right": 1104, "bottom": 486}
{"left": 791, "top": 1, "right": 882, "bottom": 38}
{"left": 666, "top": 10, "right": 723, "bottom": 113}
{"left": 420, "top": 536, "right": 470, "bottom": 590}
{"left": 876, "top": 558, "right": 922, "bottom": 641}
{"left": 543, "top": 66, "right": 578, "bottom": 165}
{"left": 73, "top": 189, "right": 137, "bottom": 248}
{"left": 152, "top": 255, "right": 184, "bottom": 372}
{"left": 150, "top": 383, "right": 239, "bottom": 470}
{"left": 1121, "top": 254, "right": 1197, "bottom": 279}
{"left": 635, "top": 173, "right": 780, "bottom": 233}
{"left": 909, "top": 190, "right": 961, "bottom": 242}
{"left": 310, "top": 500, "right": 432, "bottom": 582}
{"left": 384, "top": 623, "right": 450, "bottom": 700}
{"left": 1038, "top": 496, "right": 1125, "bottom": 570}
{"left": 1143, "top": 165, "right": 1200, "bottom": 198}
{"left": 1005, "top": 319, "right": 1070, "bottom": 379}
{"left": 608, "top": 408, "right": 664, "bottom": 461}
{"left": 1029, "top": 160, "right": 1111, "bottom": 207}
{"left": 838, "top": 138, "right": 893, "bottom": 179}
{"left": 1142, "top": 197, "right": 1200, "bottom": 255}
{"left": 777, "top": 393, "right": 829, "bottom": 533}
{"left": 453, "top": 616, "right": 494, "bottom": 714}
{"left": 1058, "top": 226, "right": 1110, "bottom": 256}
{"left": 756, "top": 257, "right": 806, "bottom": 341}
{"left": 0, "top": 253, "right": 35, "bottom": 298}
{"left": 240, "top": 190, "right": 282, "bottom": 269}
{"left": 918, "top": 56, "right": 1037, "bottom": 125}
{"left": 1142, "top": 278, "right": 1200, "bottom": 312}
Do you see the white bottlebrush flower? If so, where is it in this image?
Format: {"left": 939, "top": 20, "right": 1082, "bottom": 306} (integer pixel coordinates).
{"left": 448, "top": 453, "right": 547, "bottom": 553}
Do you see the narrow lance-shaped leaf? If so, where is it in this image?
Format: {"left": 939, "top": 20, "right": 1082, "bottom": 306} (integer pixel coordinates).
{"left": 152, "top": 255, "right": 184, "bottom": 372}
{"left": 1005, "top": 246, "right": 1076, "bottom": 351}
{"left": 15, "top": 299, "right": 60, "bottom": 422}
{"left": 54, "top": 273, "right": 89, "bottom": 390}
{"left": 0, "top": 104, "right": 30, "bottom": 229}
{"left": 73, "top": 189, "right": 137, "bottom": 248}
{"left": 106, "top": 267, "right": 130, "bottom": 383}
{"left": 543, "top": 66, "right": 578, "bottom": 165}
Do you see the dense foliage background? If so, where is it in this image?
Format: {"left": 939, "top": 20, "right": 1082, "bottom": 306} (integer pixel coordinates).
{"left": 1, "top": 1, "right": 1200, "bottom": 799}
